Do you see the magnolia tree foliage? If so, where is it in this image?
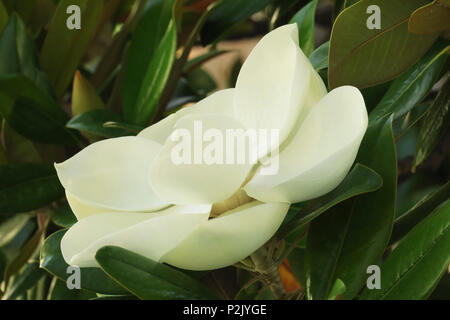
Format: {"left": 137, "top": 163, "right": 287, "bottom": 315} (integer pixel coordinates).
{"left": 0, "top": 0, "right": 449, "bottom": 301}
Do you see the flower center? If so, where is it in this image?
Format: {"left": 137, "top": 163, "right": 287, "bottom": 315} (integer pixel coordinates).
{"left": 210, "top": 189, "right": 254, "bottom": 217}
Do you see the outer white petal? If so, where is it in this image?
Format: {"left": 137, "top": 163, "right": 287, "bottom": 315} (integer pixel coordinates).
{"left": 65, "top": 192, "right": 113, "bottom": 220}
{"left": 61, "top": 204, "right": 211, "bottom": 267}
{"left": 161, "top": 201, "right": 290, "bottom": 270}
{"left": 138, "top": 89, "right": 236, "bottom": 144}
{"left": 244, "top": 86, "right": 368, "bottom": 203}
{"left": 55, "top": 136, "right": 168, "bottom": 212}
{"left": 234, "top": 24, "right": 326, "bottom": 151}
{"left": 149, "top": 113, "right": 253, "bottom": 205}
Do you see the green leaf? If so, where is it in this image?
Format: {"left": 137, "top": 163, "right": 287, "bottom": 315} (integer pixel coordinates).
{"left": 309, "top": 41, "right": 329, "bottom": 71}
{"left": 39, "top": 0, "right": 102, "bottom": 97}
{"left": 4, "top": 227, "right": 44, "bottom": 284}
{"left": 289, "top": 0, "right": 318, "bottom": 57}
{"left": 1, "top": 120, "right": 42, "bottom": 163}
{"left": 40, "top": 230, "right": 127, "bottom": 295}
{"left": 370, "top": 41, "right": 449, "bottom": 123}
{"left": 67, "top": 109, "right": 135, "bottom": 138}
{"left": 0, "top": 163, "right": 64, "bottom": 214}
{"left": 0, "top": 214, "right": 33, "bottom": 248}
{"left": 123, "top": 0, "right": 176, "bottom": 125}
{"left": 128, "top": 20, "right": 176, "bottom": 125}
{"left": 408, "top": 0, "right": 450, "bottom": 35}
{"left": 184, "top": 49, "right": 231, "bottom": 74}
{"left": 393, "top": 102, "right": 430, "bottom": 138}
{"left": 95, "top": 246, "right": 218, "bottom": 300}
{"left": 360, "top": 199, "right": 450, "bottom": 300}
{"left": 52, "top": 203, "right": 77, "bottom": 228}
{"left": 278, "top": 163, "right": 383, "bottom": 238}
{"left": 328, "top": 278, "right": 346, "bottom": 300}
{"left": 413, "top": 73, "right": 450, "bottom": 169}
{"left": 329, "top": 0, "right": 439, "bottom": 89}
{"left": 306, "top": 116, "right": 397, "bottom": 300}
{"left": 0, "top": 14, "right": 52, "bottom": 93}
{"left": 48, "top": 277, "right": 97, "bottom": 300}
{"left": 392, "top": 181, "right": 450, "bottom": 244}
{"left": 186, "top": 67, "right": 217, "bottom": 96}
{"left": 200, "top": 0, "right": 271, "bottom": 45}
{"left": 0, "top": 75, "right": 77, "bottom": 145}
{"left": 3, "top": 261, "right": 46, "bottom": 300}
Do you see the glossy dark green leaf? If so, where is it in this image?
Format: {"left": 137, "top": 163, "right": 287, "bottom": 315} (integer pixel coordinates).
{"left": 122, "top": 0, "right": 175, "bottom": 125}
{"left": 395, "top": 172, "right": 440, "bottom": 218}
{"left": 289, "top": 0, "right": 318, "bottom": 57}
{"left": 3, "top": 261, "right": 46, "bottom": 300}
{"left": 0, "top": 163, "right": 64, "bottom": 214}
{"left": 95, "top": 246, "right": 218, "bottom": 300}
{"left": 408, "top": 0, "right": 450, "bottom": 35}
{"left": 128, "top": 20, "right": 176, "bottom": 125}
{"left": 0, "top": 14, "right": 52, "bottom": 93}
{"left": 309, "top": 41, "right": 329, "bottom": 71}
{"left": 40, "top": 230, "right": 127, "bottom": 295}
{"left": 48, "top": 278, "right": 97, "bottom": 300}
{"left": 360, "top": 200, "right": 450, "bottom": 299}
{"left": 39, "top": 0, "right": 102, "bottom": 97}
{"left": 413, "top": 74, "right": 450, "bottom": 169}
{"left": 329, "top": 0, "right": 438, "bottom": 89}
{"left": 306, "top": 116, "right": 397, "bottom": 300}
{"left": 102, "top": 121, "right": 144, "bottom": 134}
{"left": 392, "top": 181, "right": 450, "bottom": 244}
{"left": 0, "top": 75, "right": 77, "bottom": 145}
{"left": 200, "top": 0, "right": 271, "bottom": 45}
{"left": 278, "top": 163, "right": 383, "bottom": 238}
{"left": 67, "top": 109, "right": 135, "bottom": 138}
{"left": 393, "top": 102, "right": 430, "bottom": 138}
{"left": 184, "top": 49, "right": 231, "bottom": 74}
{"left": 52, "top": 203, "right": 77, "bottom": 228}
{"left": 370, "top": 41, "right": 448, "bottom": 123}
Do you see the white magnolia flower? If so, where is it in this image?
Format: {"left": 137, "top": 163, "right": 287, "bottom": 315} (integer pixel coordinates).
{"left": 55, "top": 24, "right": 368, "bottom": 271}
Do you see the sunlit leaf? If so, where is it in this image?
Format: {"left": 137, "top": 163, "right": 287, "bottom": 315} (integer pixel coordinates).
{"left": 329, "top": 0, "right": 438, "bottom": 89}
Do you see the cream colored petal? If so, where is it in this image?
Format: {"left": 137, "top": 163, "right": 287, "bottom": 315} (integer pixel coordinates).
{"left": 149, "top": 113, "right": 254, "bottom": 205}
{"left": 244, "top": 86, "right": 368, "bottom": 203}
{"left": 55, "top": 136, "right": 168, "bottom": 212}
{"left": 162, "top": 201, "right": 289, "bottom": 270}
{"left": 61, "top": 204, "right": 211, "bottom": 268}
{"left": 65, "top": 191, "right": 113, "bottom": 220}
{"left": 234, "top": 24, "right": 326, "bottom": 152}
{"left": 138, "top": 89, "right": 236, "bottom": 144}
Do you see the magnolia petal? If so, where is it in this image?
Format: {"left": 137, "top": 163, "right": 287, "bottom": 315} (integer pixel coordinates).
{"left": 61, "top": 204, "right": 211, "bottom": 267}
{"left": 66, "top": 192, "right": 112, "bottom": 220}
{"left": 162, "top": 201, "right": 290, "bottom": 270}
{"left": 138, "top": 89, "right": 236, "bottom": 144}
{"left": 55, "top": 136, "right": 168, "bottom": 212}
{"left": 235, "top": 24, "right": 323, "bottom": 151}
{"left": 149, "top": 113, "right": 254, "bottom": 205}
{"left": 244, "top": 86, "right": 368, "bottom": 203}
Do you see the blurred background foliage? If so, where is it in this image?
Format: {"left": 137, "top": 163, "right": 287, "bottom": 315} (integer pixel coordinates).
{"left": 0, "top": 0, "right": 449, "bottom": 300}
